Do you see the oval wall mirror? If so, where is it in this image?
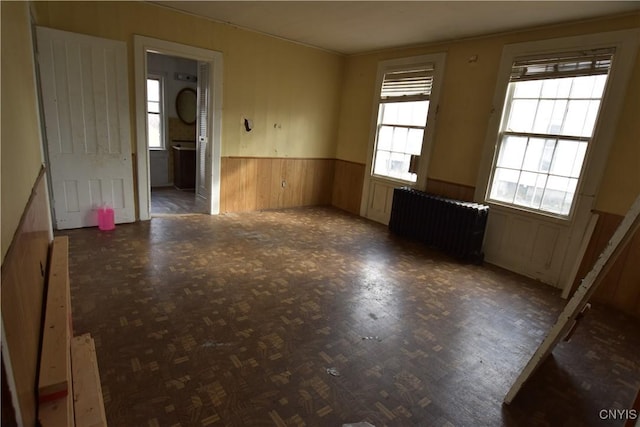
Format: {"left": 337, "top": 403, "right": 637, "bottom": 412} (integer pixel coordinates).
{"left": 175, "top": 87, "right": 197, "bottom": 125}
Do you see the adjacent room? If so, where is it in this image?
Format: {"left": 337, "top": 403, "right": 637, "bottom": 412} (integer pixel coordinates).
{"left": 2, "top": 1, "right": 639, "bottom": 426}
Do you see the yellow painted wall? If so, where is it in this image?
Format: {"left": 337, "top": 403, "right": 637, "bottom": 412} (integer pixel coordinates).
{"left": 1, "top": 1, "right": 46, "bottom": 262}
{"left": 335, "top": 12, "right": 640, "bottom": 216}
{"left": 595, "top": 49, "right": 640, "bottom": 215}
{"left": 32, "top": 1, "right": 344, "bottom": 159}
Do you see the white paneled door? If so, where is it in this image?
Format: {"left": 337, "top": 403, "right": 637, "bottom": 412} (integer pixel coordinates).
{"left": 37, "top": 27, "right": 135, "bottom": 229}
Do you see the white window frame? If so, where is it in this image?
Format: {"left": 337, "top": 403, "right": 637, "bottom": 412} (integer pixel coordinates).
{"left": 486, "top": 52, "right": 614, "bottom": 219}
{"left": 362, "top": 53, "right": 446, "bottom": 199}
{"left": 475, "top": 29, "right": 640, "bottom": 223}
{"left": 372, "top": 67, "right": 433, "bottom": 182}
{"left": 146, "top": 74, "right": 166, "bottom": 150}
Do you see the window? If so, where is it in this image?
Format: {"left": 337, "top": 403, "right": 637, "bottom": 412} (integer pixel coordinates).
{"left": 147, "top": 76, "right": 164, "bottom": 149}
{"left": 487, "top": 49, "right": 614, "bottom": 217}
{"left": 372, "top": 66, "right": 433, "bottom": 182}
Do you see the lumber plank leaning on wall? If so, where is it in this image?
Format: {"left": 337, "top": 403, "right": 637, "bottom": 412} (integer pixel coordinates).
{"left": 1, "top": 168, "right": 52, "bottom": 426}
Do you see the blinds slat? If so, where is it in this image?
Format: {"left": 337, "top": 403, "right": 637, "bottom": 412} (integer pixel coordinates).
{"left": 510, "top": 49, "right": 615, "bottom": 82}
{"left": 381, "top": 67, "right": 434, "bottom": 99}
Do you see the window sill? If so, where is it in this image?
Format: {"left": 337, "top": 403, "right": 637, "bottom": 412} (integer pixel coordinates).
{"left": 485, "top": 199, "right": 574, "bottom": 224}
{"left": 371, "top": 174, "right": 417, "bottom": 187}
{"left": 149, "top": 147, "right": 166, "bottom": 151}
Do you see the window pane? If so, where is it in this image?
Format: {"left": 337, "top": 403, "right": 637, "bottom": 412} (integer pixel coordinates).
{"left": 147, "top": 113, "right": 161, "bottom": 148}
{"left": 406, "top": 128, "right": 424, "bottom": 155}
{"left": 513, "top": 80, "right": 542, "bottom": 98}
{"left": 377, "top": 126, "right": 393, "bottom": 150}
{"left": 389, "top": 152, "right": 409, "bottom": 178}
{"left": 391, "top": 127, "right": 408, "bottom": 152}
{"left": 569, "top": 75, "right": 597, "bottom": 98}
{"left": 541, "top": 139, "right": 556, "bottom": 172}
{"left": 541, "top": 78, "right": 571, "bottom": 98}
{"left": 548, "top": 100, "right": 567, "bottom": 135}
{"left": 374, "top": 150, "right": 390, "bottom": 176}
{"left": 550, "top": 140, "right": 579, "bottom": 176}
{"left": 381, "top": 103, "right": 398, "bottom": 124}
{"left": 496, "top": 136, "right": 527, "bottom": 169}
{"left": 148, "top": 100, "right": 160, "bottom": 114}
{"left": 562, "top": 100, "right": 589, "bottom": 136}
{"left": 507, "top": 99, "right": 537, "bottom": 132}
{"left": 541, "top": 176, "right": 578, "bottom": 215}
{"left": 515, "top": 171, "right": 547, "bottom": 209}
{"left": 531, "top": 100, "right": 567, "bottom": 135}
{"left": 592, "top": 74, "right": 607, "bottom": 98}
{"left": 381, "top": 101, "right": 429, "bottom": 126}
{"left": 571, "top": 142, "right": 587, "bottom": 178}
{"left": 582, "top": 100, "right": 601, "bottom": 137}
{"left": 147, "top": 79, "right": 160, "bottom": 102}
{"left": 490, "top": 168, "right": 520, "bottom": 203}
{"left": 412, "top": 101, "right": 429, "bottom": 126}
{"left": 374, "top": 124, "right": 423, "bottom": 181}
{"left": 522, "top": 138, "right": 554, "bottom": 173}
{"left": 532, "top": 100, "right": 553, "bottom": 134}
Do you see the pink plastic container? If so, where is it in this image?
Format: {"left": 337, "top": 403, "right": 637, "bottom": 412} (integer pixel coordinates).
{"left": 98, "top": 206, "right": 115, "bottom": 231}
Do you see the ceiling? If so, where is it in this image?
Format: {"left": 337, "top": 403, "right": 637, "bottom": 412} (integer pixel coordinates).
{"left": 153, "top": 1, "right": 640, "bottom": 55}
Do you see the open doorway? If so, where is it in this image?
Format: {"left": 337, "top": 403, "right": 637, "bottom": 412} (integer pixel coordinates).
{"left": 134, "top": 36, "right": 223, "bottom": 220}
{"left": 146, "top": 52, "right": 204, "bottom": 215}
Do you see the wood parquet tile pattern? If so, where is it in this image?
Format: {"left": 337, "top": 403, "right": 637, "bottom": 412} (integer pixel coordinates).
{"left": 60, "top": 207, "right": 640, "bottom": 427}
{"left": 151, "top": 187, "right": 207, "bottom": 215}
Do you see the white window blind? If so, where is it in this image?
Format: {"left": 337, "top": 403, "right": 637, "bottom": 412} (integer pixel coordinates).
{"left": 510, "top": 48, "right": 615, "bottom": 82}
{"left": 380, "top": 66, "right": 434, "bottom": 100}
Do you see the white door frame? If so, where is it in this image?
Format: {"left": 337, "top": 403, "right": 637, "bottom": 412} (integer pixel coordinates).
{"left": 134, "top": 35, "right": 223, "bottom": 219}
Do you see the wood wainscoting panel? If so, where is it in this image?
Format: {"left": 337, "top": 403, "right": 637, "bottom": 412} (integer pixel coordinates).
{"left": 221, "top": 157, "right": 258, "bottom": 213}
{"left": 1, "top": 167, "right": 52, "bottom": 426}
{"left": 220, "top": 157, "right": 334, "bottom": 213}
{"left": 331, "top": 160, "right": 365, "bottom": 215}
{"left": 426, "top": 178, "right": 475, "bottom": 202}
{"left": 571, "top": 211, "right": 640, "bottom": 318}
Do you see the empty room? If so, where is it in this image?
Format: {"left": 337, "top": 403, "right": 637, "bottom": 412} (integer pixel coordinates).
{"left": 2, "top": 1, "right": 640, "bottom": 426}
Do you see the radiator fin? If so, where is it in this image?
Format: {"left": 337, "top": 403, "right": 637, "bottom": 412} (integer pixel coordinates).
{"left": 388, "top": 188, "right": 489, "bottom": 263}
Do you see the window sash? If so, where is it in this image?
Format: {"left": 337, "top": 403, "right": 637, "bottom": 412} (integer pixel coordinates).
{"left": 372, "top": 99, "right": 429, "bottom": 182}
{"left": 488, "top": 50, "right": 614, "bottom": 217}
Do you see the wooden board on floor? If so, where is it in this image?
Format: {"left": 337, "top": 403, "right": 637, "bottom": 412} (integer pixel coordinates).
{"left": 624, "top": 388, "right": 640, "bottom": 427}
{"left": 38, "top": 393, "right": 74, "bottom": 427}
{"left": 71, "top": 334, "right": 107, "bottom": 427}
{"left": 38, "top": 236, "right": 72, "bottom": 402}
{"left": 504, "top": 193, "right": 640, "bottom": 404}
{"left": 0, "top": 167, "right": 51, "bottom": 426}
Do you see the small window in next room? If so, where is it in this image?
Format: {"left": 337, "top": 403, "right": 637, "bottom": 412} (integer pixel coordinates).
{"left": 147, "top": 76, "right": 164, "bottom": 149}
{"left": 372, "top": 66, "right": 434, "bottom": 182}
{"left": 487, "top": 49, "right": 615, "bottom": 217}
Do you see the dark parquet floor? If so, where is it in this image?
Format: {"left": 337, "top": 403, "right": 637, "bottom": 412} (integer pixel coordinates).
{"left": 151, "top": 187, "right": 207, "bottom": 215}
{"left": 59, "top": 207, "right": 640, "bottom": 427}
